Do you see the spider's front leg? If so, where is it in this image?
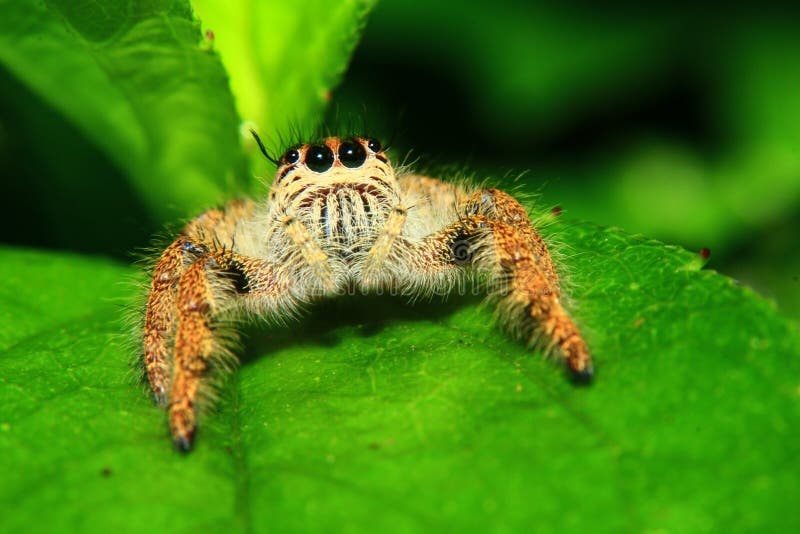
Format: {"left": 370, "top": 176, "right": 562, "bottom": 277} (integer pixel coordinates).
{"left": 166, "top": 249, "right": 288, "bottom": 451}
{"left": 143, "top": 208, "right": 230, "bottom": 407}
{"left": 407, "top": 211, "right": 593, "bottom": 382}
{"left": 143, "top": 200, "right": 294, "bottom": 450}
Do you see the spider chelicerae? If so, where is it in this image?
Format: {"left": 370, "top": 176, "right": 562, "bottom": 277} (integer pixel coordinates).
{"left": 140, "top": 133, "right": 593, "bottom": 451}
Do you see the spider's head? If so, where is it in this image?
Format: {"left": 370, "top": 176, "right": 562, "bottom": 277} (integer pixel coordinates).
{"left": 265, "top": 136, "right": 398, "bottom": 209}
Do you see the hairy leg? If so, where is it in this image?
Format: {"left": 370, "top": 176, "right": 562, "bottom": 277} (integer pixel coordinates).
{"left": 397, "top": 176, "right": 557, "bottom": 287}
{"left": 280, "top": 214, "right": 337, "bottom": 294}
{"left": 167, "top": 249, "right": 292, "bottom": 451}
{"left": 169, "top": 255, "right": 217, "bottom": 451}
{"left": 459, "top": 188, "right": 560, "bottom": 291}
{"left": 360, "top": 205, "right": 408, "bottom": 288}
{"left": 397, "top": 173, "right": 560, "bottom": 282}
{"left": 404, "top": 214, "right": 592, "bottom": 381}
{"left": 356, "top": 174, "right": 466, "bottom": 289}
{"left": 143, "top": 200, "right": 255, "bottom": 406}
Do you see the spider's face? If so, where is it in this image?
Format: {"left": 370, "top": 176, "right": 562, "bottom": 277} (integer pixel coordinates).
{"left": 268, "top": 137, "right": 399, "bottom": 243}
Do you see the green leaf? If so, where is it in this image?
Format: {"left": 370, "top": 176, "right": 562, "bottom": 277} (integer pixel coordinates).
{"left": 191, "top": 0, "right": 377, "bottom": 180}
{"left": 2, "top": 221, "right": 798, "bottom": 531}
{"left": 0, "top": 0, "right": 244, "bottom": 221}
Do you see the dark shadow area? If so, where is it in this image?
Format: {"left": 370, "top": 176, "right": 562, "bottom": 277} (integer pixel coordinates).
{"left": 332, "top": 30, "right": 722, "bottom": 173}
{"left": 0, "top": 67, "right": 158, "bottom": 259}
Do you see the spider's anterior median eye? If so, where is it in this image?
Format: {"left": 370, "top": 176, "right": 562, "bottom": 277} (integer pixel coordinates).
{"left": 338, "top": 140, "right": 367, "bottom": 168}
{"left": 305, "top": 145, "right": 334, "bottom": 172}
{"left": 366, "top": 138, "right": 382, "bottom": 153}
{"left": 282, "top": 148, "right": 300, "bottom": 165}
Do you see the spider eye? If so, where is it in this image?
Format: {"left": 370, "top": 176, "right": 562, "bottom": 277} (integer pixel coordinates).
{"left": 305, "top": 145, "right": 334, "bottom": 173}
{"left": 366, "top": 138, "right": 382, "bottom": 153}
{"left": 282, "top": 148, "right": 300, "bottom": 165}
{"left": 338, "top": 139, "right": 367, "bottom": 168}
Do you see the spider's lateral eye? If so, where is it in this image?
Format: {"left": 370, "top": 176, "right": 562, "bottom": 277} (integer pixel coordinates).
{"left": 282, "top": 148, "right": 300, "bottom": 165}
{"left": 338, "top": 139, "right": 367, "bottom": 168}
{"left": 366, "top": 138, "right": 382, "bottom": 153}
{"left": 305, "top": 145, "right": 334, "bottom": 173}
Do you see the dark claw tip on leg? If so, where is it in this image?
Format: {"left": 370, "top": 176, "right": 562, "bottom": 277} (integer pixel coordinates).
{"left": 570, "top": 363, "right": 594, "bottom": 386}
{"left": 174, "top": 432, "right": 195, "bottom": 453}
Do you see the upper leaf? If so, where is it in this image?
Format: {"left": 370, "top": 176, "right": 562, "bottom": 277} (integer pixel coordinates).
{"left": 191, "top": 0, "right": 378, "bottom": 181}
{"left": 0, "top": 0, "right": 246, "bottom": 221}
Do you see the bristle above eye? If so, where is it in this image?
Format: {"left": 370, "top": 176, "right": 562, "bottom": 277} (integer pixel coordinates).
{"left": 250, "top": 129, "right": 279, "bottom": 165}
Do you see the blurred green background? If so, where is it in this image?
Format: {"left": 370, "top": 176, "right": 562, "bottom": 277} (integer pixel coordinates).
{"left": 1, "top": 0, "right": 798, "bottom": 321}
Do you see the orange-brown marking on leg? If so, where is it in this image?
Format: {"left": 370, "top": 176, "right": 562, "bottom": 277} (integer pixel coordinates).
{"left": 142, "top": 203, "right": 250, "bottom": 407}
{"left": 169, "top": 258, "right": 217, "bottom": 451}
{"left": 165, "top": 248, "right": 284, "bottom": 451}
{"left": 461, "top": 188, "right": 560, "bottom": 291}
{"left": 487, "top": 216, "right": 592, "bottom": 381}
{"left": 143, "top": 240, "right": 188, "bottom": 406}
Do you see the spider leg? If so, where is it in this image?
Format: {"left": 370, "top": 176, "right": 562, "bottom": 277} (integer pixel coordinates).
{"left": 405, "top": 214, "right": 593, "bottom": 382}
{"left": 143, "top": 200, "right": 254, "bottom": 406}
{"left": 281, "top": 214, "right": 338, "bottom": 294}
{"left": 357, "top": 173, "right": 467, "bottom": 289}
{"left": 169, "top": 254, "right": 218, "bottom": 451}
{"left": 144, "top": 211, "right": 224, "bottom": 406}
{"left": 168, "top": 249, "right": 289, "bottom": 451}
{"left": 460, "top": 188, "right": 560, "bottom": 291}
{"left": 400, "top": 176, "right": 560, "bottom": 292}
{"left": 360, "top": 205, "right": 408, "bottom": 288}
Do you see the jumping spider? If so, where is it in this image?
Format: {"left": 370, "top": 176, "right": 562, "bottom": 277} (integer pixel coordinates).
{"left": 141, "top": 133, "right": 593, "bottom": 451}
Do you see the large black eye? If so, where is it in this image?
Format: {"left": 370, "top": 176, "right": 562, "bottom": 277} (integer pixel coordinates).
{"left": 305, "top": 145, "right": 334, "bottom": 172}
{"left": 338, "top": 139, "right": 367, "bottom": 168}
{"left": 366, "top": 138, "right": 382, "bottom": 153}
{"left": 282, "top": 147, "right": 300, "bottom": 165}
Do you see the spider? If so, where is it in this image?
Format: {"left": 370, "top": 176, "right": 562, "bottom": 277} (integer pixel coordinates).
{"left": 141, "top": 133, "right": 593, "bottom": 451}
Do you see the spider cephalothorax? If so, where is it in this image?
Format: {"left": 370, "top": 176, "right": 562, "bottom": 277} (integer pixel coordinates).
{"left": 141, "top": 134, "right": 593, "bottom": 451}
